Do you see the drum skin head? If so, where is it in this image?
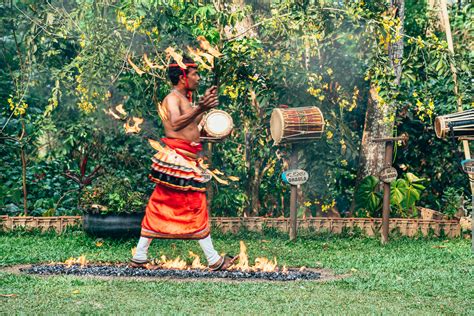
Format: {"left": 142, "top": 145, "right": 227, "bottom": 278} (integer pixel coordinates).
{"left": 434, "top": 116, "right": 445, "bottom": 138}
{"left": 270, "top": 108, "right": 284, "bottom": 144}
{"left": 203, "top": 110, "right": 233, "bottom": 138}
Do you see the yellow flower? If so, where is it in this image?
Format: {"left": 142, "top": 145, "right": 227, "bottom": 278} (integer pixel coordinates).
{"left": 304, "top": 201, "right": 312, "bottom": 207}
{"left": 7, "top": 98, "right": 14, "bottom": 111}
{"left": 326, "top": 68, "right": 333, "bottom": 76}
{"left": 318, "top": 95, "right": 325, "bottom": 101}
{"left": 416, "top": 36, "right": 425, "bottom": 48}
{"left": 78, "top": 100, "right": 95, "bottom": 113}
{"left": 412, "top": 91, "right": 418, "bottom": 97}
{"left": 326, "top": 131, "right": 333, "bottom": 139}
{"left": 307, "top": 87, "right": 319, "bottom": 97}
{"left": 428, "top": 99, "right": 434, "bottom": 109}
{"left": 79, "top": 34, "right": 86, "bottom": 48}
{"left": 224, "top": 86, "right": 239, "bottom": 100}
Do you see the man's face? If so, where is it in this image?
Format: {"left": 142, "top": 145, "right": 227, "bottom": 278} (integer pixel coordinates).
{"left": 183, "top": 68, "right": 200, "bottom": 91}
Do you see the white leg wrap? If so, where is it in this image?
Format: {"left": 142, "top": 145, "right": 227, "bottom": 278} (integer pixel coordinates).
{"left": 198, "top": 235, "right": 221, "bottom": 265}
{"left": 133, "top": 237, "right": 152, "bottom": 261}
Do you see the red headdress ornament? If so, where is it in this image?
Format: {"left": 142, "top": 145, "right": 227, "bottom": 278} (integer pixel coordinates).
{"left": 169, "top": 63, "right": 198, "bottom": 102}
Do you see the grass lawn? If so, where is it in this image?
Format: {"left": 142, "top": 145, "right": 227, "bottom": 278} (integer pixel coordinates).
{"left": 0, "top": 229, "right": 473, "bottom": 314}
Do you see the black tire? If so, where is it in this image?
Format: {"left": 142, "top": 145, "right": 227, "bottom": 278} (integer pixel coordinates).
{"left": 83, "top": 212, "right": 145, "bottom": 238}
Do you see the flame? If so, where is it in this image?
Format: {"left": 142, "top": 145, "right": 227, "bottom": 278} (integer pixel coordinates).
{"left": 189, "top": 251, "right": 206, "bottom": 269}
{"left": 254, "top": 257, "right": 278, "bottom": 272}
{"left": 115, "top": 103, "right": 127, "bottom": 116}
{"left": 186, "top": 46, "right": 213, "bottom": 70}
{"left": 103, "top": 108, "right": 121, "bottom": 120}
{"left": 157, "top": 102, "right": 168, "bottom": 121}
{"left": 159, "top": 255, "right": 188, "bottom": 270}
{"left": 66, "top": 242, "right": 290, "bottom": 273}
{"left": 165, "top": 47, "right": 187, "bottom": 69}
{"left": 231, "top": 241, "right": 250, "bottom": 271}
{"left": 123, "top": 117, "right": 143, "bottom": 134}
{"left": 211, "top": 169, "right": 224, "bottom": 176}
{"left": 198, "top": 51, "right": 214, "bottom": 68}
{"left": 127, "top": 55, "right": 145, "bottom": 75}
{"left": 64, "top": 255, "right": 88, "bottom": 268}
{"left": 143, "top": 53, "right": 166, "bottom": 70}
{"left": 196, "top": 36, "right": 222, "bottom": 58}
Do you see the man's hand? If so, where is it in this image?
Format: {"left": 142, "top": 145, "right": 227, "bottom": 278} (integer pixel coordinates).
{"left": 198, "top": 86, "right": 219, "bottom": 112}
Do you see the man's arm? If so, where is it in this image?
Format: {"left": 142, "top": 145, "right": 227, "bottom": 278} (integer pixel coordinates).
{"left": 165, "top": 95, "right": 203, "bottom": 132}
{"left": 166, "top": 89, "right": 218, "bottom": 132}
{"left": 194, "top": 111, "right": 206, "bottom": 125}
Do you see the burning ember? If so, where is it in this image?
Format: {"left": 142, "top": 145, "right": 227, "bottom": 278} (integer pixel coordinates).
{"left": 21, "top": 241, "right": 320, "bottom": 281}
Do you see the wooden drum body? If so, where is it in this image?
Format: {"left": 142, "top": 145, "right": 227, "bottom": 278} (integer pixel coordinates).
{"left": 270, "top": 107, "right": 325, "bottom": 145}
{"left": 200, "top": 109, "right": 234, "bottom": 142}
{"left": 435, "top": 109, "right": 474, "bottom": 139}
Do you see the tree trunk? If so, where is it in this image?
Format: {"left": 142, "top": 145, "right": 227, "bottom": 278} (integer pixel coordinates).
{"left": 19, "top": 119, "right": 28, "bottom": 215}
{"left": 356, "top": 1, "right": 405, "bottom": 182}
{"left": 250, "top": 170, "right": 261, "bottom": 215}
{"left": 21, "top": 146, "right": 27, "bottom": 215}
{"left": 357, "top": 87, "right": 394, "bottom": 180}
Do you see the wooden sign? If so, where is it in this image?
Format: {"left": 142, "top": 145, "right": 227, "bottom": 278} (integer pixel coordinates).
{"left": 461, "top": 159, "right": 474, "bottom": 175}
{"left": 379, "top": 167, "right": 398, "bottom": 183}
{"left": 282, "top": 169, "right": 309, "bottom": 185}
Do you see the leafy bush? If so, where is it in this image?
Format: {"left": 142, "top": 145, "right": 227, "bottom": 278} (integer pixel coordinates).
{"left": 81, "top": 175, "right": 147, "bottom": 214}
{"left": 438, "top": 187, "right": 468, "bottom": 219}
{"left": 354, "top": 173, "right": 426, "bottom": 218}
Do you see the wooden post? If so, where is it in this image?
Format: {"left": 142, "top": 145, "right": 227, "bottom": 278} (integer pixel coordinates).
{"left": 206, "top": 142, "right": 213, "bottom": 213}
{"left": 289, "top": 146, "right": 298, "bottom": 240}
{"left": 381, "top": 141, "right": 394, "bottom": 244}
{"left": 373, "top": 134, "right": 408, "bottom": 244}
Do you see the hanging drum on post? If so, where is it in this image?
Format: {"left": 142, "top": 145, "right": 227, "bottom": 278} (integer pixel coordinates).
{"left": 270, "top": 106, "right": 325, "bottom": 145}
{"left": 434, "top": 109, "right": 474, "bottom": 139}
{"left": 200, "top": 109, "right": 234, "bottom": 142}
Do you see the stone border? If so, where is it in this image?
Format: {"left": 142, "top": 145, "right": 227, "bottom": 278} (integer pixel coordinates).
{"left": 0, "top": 215, "right": 461, "bottom": 237}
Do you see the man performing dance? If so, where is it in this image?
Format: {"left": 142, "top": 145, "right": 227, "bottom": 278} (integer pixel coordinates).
{"left": 131, "top": 57, "right": 236, "bottom": 271}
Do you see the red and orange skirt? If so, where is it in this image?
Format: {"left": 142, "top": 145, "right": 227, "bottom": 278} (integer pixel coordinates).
{"left": 141, "top": 138, "right": 210, "bottom": 240}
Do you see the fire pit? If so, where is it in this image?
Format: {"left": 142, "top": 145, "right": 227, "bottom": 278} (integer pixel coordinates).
{"left": 20, "top": 241, "right": 322, "bottom": 281}
{"left": 22, "top": 264, "right": 321, "bottom": 281}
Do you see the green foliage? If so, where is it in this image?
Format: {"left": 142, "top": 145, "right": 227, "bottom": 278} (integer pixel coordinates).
{"left": 438, "top": 186, "right": 468, "bottom": 219}
{"left": 0, "top": 1, "right": 472, "bottom": 218}
{"left": 354, "top": 176, "right": 382, "bottom": 217}
{"left": 81, "top": 175, "right": 147, "bottom": 214}
{"left": 390, "top": 172, "right": 426, "bottom": 217}
{"left": 355, "top": 173, "right": 426, "bottom": 217}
